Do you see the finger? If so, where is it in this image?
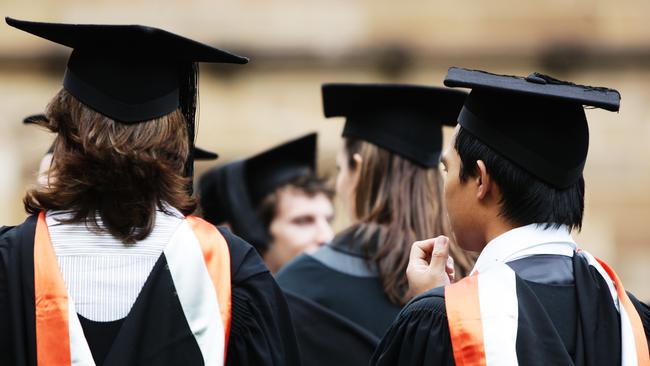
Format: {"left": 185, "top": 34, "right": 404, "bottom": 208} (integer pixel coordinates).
{"left": 409, "top": 238, "right": 436, "bottom": 266}
{"left": 445, "top": 256, "right": 454, "bottom": 272}
{"left": 428, "top": 236, "right": 450, "bottom": 274}
{"left": 446, "top": 257, "right": 456, "bottom": 282}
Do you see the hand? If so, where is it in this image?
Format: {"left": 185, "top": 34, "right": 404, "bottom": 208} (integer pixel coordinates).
{"left": 406, "top": 236, "right": 455, "bottom": 297}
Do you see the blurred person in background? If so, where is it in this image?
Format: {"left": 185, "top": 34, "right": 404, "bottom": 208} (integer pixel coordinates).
{"left": 371, "top": 68, "right": 650, "bottom": 365}
{"left": 276, "top": 83, "right": 476, "bottom": 366}
{"left": 199, "top": 133, "right": 335, "bottom": 274}
{"left": 0, "top": 18, "right": 300, "bottom": 366}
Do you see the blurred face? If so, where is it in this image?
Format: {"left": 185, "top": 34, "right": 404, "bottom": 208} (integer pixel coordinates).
{"left": 440, "top": 127, "right": 484, "bottom": 252}
{"left": 335, "top": 144, "right": 361, "bottom": 221}
{"left": 264, "top": 189, "right": 335, "bottom": 273}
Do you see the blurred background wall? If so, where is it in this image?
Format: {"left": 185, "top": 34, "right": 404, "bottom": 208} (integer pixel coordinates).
{"left": 1, "top": 0, "right": 649, "bottom": 299}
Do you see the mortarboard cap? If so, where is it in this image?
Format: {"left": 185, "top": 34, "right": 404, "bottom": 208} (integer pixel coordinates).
{"left": 6, "top": 17, "right": 248, "bottom": 123}
{"left": 444, "top": 67, "right": 621, "bottom": 189}
{"left": 198, "top": 133, "right": 317, "bottom": 251}
{"left": 7, "top": 17, "right": 248, "bottom": 186}
{"left": 322, "top": 83, "right": 467, "bottom": 167}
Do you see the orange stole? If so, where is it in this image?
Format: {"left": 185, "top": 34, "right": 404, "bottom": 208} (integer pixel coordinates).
{"left": 445, "top": 258, "right": 649, "bottom": 366}
{"left": 445, "top": 274, "right": 487, "bottom": 366}
{"left": 34, "top": 211, "right": 72, "bottom": 366}
{"left": 595, "top": 257, "right": 650, "bottom": 366}
{"left": 186, "top": 215, "right": 233, "bottom": 359}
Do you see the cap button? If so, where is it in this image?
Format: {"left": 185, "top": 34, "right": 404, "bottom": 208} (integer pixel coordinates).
{"left": 525, "top": 73, "right": 547, "bottom": 84}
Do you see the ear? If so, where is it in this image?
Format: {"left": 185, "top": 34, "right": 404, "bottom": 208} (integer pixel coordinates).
{"left": 351, "top": 153, "right": 363, "bottom": 182}
{"left": 475, "top": 160, "right": 492, "bottom": 200}
{"left": 352, "top": 153, "right": 363, "bottom": 167}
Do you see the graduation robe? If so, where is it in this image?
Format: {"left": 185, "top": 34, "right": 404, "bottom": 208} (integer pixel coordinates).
{"left": 371, "top": 253, "right": 650, "bottom": 365}
{"left": 276, "top": 227, "right": 402, "bottom": 366}
{"left": 0, "top": 214, "right": 301, "bottom": 366}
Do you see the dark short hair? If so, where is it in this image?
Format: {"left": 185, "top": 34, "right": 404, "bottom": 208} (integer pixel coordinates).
{"left": 454, "top": 126, "right": 584, "bottom": 231}
{"left": 257, "top": 174, "right": 334, "bottom": 240}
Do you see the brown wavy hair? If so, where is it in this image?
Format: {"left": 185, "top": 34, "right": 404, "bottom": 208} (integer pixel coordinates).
{"left": 344, "top": 138, "right": 476, "bottom": 304}
{"left": 24, "top": 89, "right": 197, "bottom": 243}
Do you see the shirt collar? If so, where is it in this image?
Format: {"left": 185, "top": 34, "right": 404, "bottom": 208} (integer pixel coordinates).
{"left": 471, "top": 223, "right": 577, "bottom": 275}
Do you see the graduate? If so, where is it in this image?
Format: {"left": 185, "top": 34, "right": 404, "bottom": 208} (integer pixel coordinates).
{"left": 0, "top": 18, "right": 300, "bottom": 366}
{"left": 371, "top": 68, "right": 650, "bottom": 365}
{"left": 275, "top": 83, "right": 476, "bottom": 366}
{"left": 198, "top": 133, "right": 335, "bottom": 273}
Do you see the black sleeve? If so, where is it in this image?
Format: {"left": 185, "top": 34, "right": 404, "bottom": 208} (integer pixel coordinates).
{"left": 0, "top": 236, "right": 13, "bottom": 365}
{"left": 219, "top": 228, "right": 301, "bottom": 366}
{"left": 370, "top": 288, "right": 455, "bottom": 366}
{"left": 627, "top": 291, "right": 650, "bottom": 351}
{"left": 0, "top": 220, "right": 37, "bottom": 366}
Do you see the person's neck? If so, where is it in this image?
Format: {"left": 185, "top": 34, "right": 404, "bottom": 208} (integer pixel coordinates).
{"left": 479, "top": 218, "right": 517, "bottom": 252}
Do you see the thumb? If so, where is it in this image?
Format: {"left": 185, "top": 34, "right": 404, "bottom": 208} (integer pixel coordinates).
{"left": 428, "top": 236, "right": 450, "bottom": 274}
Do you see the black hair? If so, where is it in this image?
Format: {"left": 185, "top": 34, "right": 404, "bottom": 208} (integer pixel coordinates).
{"left": 454, "top": 126, "right": 584, "bottom": 231}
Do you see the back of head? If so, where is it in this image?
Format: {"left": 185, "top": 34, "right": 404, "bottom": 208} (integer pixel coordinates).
{"left": 454, "top": 126, "right": 585, "bottom": 231}
{"left": 24, "top": 89, "right": 196, "bottom": 243}
{"left": 322, "top": 83, "right": 475, "bottom": 304}
{"left": 9, "top": 18, "right": 250, "bottom": 233}
{"left": 344, "top": 138, "right": 474, "bottom": 304}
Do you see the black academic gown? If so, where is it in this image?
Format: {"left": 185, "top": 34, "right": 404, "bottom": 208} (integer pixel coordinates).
{"left": 276, "top": 227, "right": 402, "bottom": 366}
{"left": 371, "top": 254, "right": 650, "bottom": 366}
{"left": 0, "top": 214, "right": 301, "bottom": 366}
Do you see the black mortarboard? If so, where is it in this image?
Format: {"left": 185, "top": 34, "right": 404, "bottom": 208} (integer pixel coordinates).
{"left": 22, "top": 114, "right": 48, "bottom": 125}
{"left": 193, "top": 147, "right": 219, "bottom": 161}
{"left": 7, "top": 17, "right": 248, "bottom": 185}
{"left": 198, "top": 133, "right": 317, "bottom": 251}
{"left": 6, "top": 17, "right": 247, "bottom": 123}
{"left": 322, "top": 83, "right": 467, "bottom": 167}
{"left": 444, "top": 67, "right": 621, "bottom": 188}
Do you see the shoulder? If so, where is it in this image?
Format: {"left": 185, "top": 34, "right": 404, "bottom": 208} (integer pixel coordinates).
{"left": 277, "top": 253, "right": 323, "bottom": 276}
{"left": 627, "top": 291, "right": 649, "bottom": 312}
{"left": 370, "top": 286, "right": 454, "bottom": 366}
{"left": 627, "top": 291, "right": 650, "bottom": 331}
{"left": 275, "top": 253, "right": 327, "bottom": 288}
{"left": 220, "top": 227, "right": 301, "bottom": 365}
{"left": 400, "top": 286, "right": 447, "bottom": 318}
{"left": 0, "top": 215, "right": 37, "bottom": 249}
{"left": 216, "top": 226, "right": 269, "bottom": 284}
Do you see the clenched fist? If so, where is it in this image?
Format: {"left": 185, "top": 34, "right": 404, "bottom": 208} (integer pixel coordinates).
{"left": 406, "top": 236, "right": 455, "bottom": 297}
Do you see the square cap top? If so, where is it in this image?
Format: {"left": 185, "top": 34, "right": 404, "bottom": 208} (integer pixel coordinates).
{"left": 6, "top": 17, "right": 248, "bottom": 123}
{"left": 443, "top": 67, "right": 622, "bottom": 188}
{"left": 6, "top": 17, "right": 248, "bottom": 63}
{"left": 444, "top": 67, "right": 620, "bottom": 111}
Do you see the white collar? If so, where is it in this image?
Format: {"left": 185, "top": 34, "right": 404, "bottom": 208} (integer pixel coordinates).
{"left": 471, "top": 223, "right": 577, "bottom": 275}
